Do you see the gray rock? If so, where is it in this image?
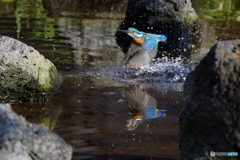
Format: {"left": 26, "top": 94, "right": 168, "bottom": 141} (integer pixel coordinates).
{"left": 126, "top": 0, "right": 198, "bottom": 25}
{"left": 0, "top": 36, "right": 63, "bottom": 101}
{"left": 179, "top": 40, "right": 240, "bottom": 159}
{"left": 0, "top": 103, "right": 72, "bottom": 160}
{"left": 115, "top": 0, "right": 201, "bottom": 58}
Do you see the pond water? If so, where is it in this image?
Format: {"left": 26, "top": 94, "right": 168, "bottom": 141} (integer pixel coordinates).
{"left": 0, "top": 0, "right": 240, "bottom": 160}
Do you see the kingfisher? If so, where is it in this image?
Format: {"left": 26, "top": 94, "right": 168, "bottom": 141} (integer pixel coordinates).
{"left": 119, "top": 28, "right": 167, "bottom": 69}
{"left": 122, "top": 89, "right": 166, "bottom": 131}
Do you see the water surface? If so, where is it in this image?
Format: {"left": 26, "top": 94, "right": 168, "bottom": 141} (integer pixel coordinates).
{"left": 0, "top": 0, "right": 240, "bottom": 159}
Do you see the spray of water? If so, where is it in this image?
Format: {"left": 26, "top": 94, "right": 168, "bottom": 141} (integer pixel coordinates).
{"left": 98, "top": 57, "right": 196, "bottom": 84}
{"left": 135, "top": 57, "right": 196, "bottom": 82}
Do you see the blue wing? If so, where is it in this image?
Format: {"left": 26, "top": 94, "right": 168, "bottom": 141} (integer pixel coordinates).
{"left": 123, "top": 34, "right": 165, "bottom": 68}
{"left": 147, "top": 33, "right": 167, "bottom": 42}
{"left": 141, "top": 109, "right": 166, "bottom": 119}
{"left": 155, "top": 35, "right": 167, "bottom": 42}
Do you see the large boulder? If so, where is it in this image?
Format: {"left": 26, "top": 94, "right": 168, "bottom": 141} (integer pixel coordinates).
{"left": 179, "top": 40, "right": 240, "bottom": 159}
{"left": 0, "top": 36, "right": 62, "bottom": 101}
{"left": 0, "top": 103, "right": 72, "bottom": 160}
{"left": 124, "top": 0, "right": 198, "bottom": 25}
{"left": 115, "top": 0, "right": 200, "bottom": 58}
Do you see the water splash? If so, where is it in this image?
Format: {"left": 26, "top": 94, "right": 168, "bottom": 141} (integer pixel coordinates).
{"left": 98, "top": 57, "right": 196, "bottom": 84}
{"left": 135, "top": 57, "right": 196, "bottom": 82}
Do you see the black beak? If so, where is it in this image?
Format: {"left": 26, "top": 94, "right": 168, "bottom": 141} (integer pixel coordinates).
{"left": 118, "top": 30, "right": 129, "bottom": 34}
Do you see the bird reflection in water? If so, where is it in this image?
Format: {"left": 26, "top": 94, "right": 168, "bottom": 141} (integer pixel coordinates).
{"left": 121, "top": 89, "right": 166, "bottom": 131}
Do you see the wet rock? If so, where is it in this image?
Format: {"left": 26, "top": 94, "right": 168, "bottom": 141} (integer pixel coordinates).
{"left": 126, "top": 0, "right": 197, "bottom": 25}
{"left": 0, "top": 36, "right": 63, "bottom": 101}
{"left": 179, "top": 40, "right": 240, "bottom": 159}
{"left": 0, "top": 103, "right": 72, "bottom": 160}
{"left": 115, "top": 0, "right": 200, "bottom": 58}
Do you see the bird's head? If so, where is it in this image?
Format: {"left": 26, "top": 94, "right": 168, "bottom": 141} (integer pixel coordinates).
{"left": 119, "top": 28, "right": 144, "bottom": 38}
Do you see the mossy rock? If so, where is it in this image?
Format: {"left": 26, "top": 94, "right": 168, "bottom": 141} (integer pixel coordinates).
{"left": 126, "top": 0, "right": 198, "bottom": 25}
{"left": 0, "top": 36, "right": 63, "bottom": 101}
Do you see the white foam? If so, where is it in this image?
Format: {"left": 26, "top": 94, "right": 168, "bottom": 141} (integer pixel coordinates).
{"left": 135, "top": 57, "right": 195, "bottom": 82}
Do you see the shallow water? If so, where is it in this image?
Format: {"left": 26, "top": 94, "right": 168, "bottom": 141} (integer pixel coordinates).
{"left": 0, "top": 0, "right": 240, "bottom": 159}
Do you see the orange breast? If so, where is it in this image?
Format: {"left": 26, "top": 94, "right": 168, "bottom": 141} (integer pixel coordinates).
{"left": 133, "top": 115, "right": 142, "bottom": 119}
{"left": 132, "top": 37, "right": 144, "bottom": 46}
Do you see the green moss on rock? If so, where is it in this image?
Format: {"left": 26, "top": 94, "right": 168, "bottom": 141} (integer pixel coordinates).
{"left": 0, "top": 36, "right": 63, "bottom": 101}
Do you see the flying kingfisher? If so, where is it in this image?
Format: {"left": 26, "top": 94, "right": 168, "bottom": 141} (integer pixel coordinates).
{"left": 119, "top": 28, "right": 167, "bottom": 69}
{"left": 122, "top": 89, "right": 166, "bottom": 131}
